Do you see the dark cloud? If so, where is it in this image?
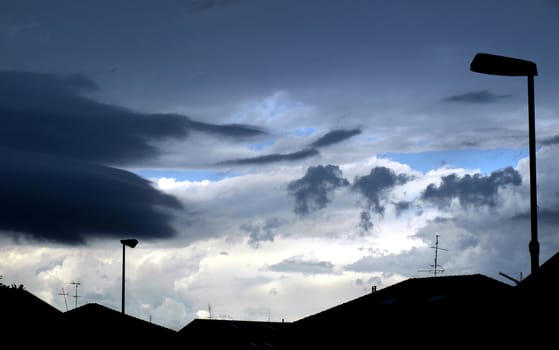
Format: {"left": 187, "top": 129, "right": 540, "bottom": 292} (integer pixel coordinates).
{"left": 309, "top": 128, "right": 362, "bottom": 148}
{"left": 540, "top": 135, "right": 559, "bottom": 146}
{"left": 394, "top": 200, "right": 412, "bottom": 216}
{"left": 187, "top": 119, "right": 265, "bottom": 138}
{"left": 219, "top": 148, "right": 319, "bottom": 165}
{"left": 421, "top": 167, "right": 522, "bottom": 208}
{"left": 353, "top": 167, "right": 410, "bottom": 215}
{"left": 359, "top": 210, "right": 373, "bottom": 232}
{"left": 0, "top": 150, "right": 182, "bottom": 244}
{"left": 218, "top": 128, "right": 361, "bottom": 166}
{"left": 536, "top": 209, "right": 559, "bottom": 226}
{"left": 443, "top": 89, "right": 512, "bottom": 103}
{"left": 0, "top": 71, "right": 265, "bottom": 166}
{"left": 268, "top": 255, "right": 334, "bottom": 274}
{"left": 240, "top": 218, "right": 282, "bottom": 248}
{"left": 513, "top": 209, "right": 559, "bottom": 226}
{"left": 287, "top": 165, "right": 349, "bottom": 216}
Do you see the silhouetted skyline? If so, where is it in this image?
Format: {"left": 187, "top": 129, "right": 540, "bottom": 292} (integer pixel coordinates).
{"left": 1, "top": 0, "right": 559, "bottom": 331}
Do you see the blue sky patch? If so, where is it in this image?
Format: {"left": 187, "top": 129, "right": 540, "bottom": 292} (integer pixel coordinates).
{"left": 293, "top": 127, "right": 317, "bottom": 137}
{"left": 136, "top": 169, "right": 239, "bottom": 182}
{"left": 248, "top": 139, "right": 275, "bottom": 151}
{"left": 382, "top": 148, "right": 529, "bottom": 174}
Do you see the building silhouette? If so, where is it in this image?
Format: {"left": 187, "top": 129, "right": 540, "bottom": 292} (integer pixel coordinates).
{"left": 2, "top": 250, "right": 559, "bottom": 348}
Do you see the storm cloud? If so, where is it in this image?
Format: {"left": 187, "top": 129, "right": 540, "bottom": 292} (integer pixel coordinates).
{"left": 0, "top": 150, "right": 182, "bottom": 244}
{"left": 0, "top": 71, "right": 265, "bottom": 166}
{"left": 395, "top": 200, "right": 412, "bottom": 216}
{"left": 218, "top": 128, "right": 361, "bottom": 166}
{"left": 359, "top": 211, "right": 373, "bottom": 232}
{"left": 309, "top": 128, "right": 362, "bottom": 148}
{"left": 443, "top": 89, "right": 512, "bottom": 103}
{"left": 421, "top": 166, "right": 522, "bottom": 208}
{"left": 287, "top": 165, "right": 349, "bottom": 216}
{"left": 540, "top": 135, "right": 559, "bottom": 146}
{"left": 353, "top": 166, "right": 411, "bottom": 215}
{"left": 0, "top": 70, "right": 268, "bottom": 243}
{"left": 240, "top": 218, "right": 282, "bottom": 248}
{"left": 219, "top": 148, "right": 319, "bottom": 165}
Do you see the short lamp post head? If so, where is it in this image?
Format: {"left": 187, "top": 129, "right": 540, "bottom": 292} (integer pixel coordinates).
{"left": 121, "top": 239, "right": 138, "bottom": 248}
{"left": 470, "top": 52, "right": 537, "bottom": 77}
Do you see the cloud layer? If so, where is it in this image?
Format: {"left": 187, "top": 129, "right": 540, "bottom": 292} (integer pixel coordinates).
{"left": 0, "top": 71, "right": 267, "bottom": 244}
{"left": 0, "top": 150, "right": 182, "bottom": 244}
{"left": 309, "top": 128, "right": 362, "bottom": 148}
{"left": 443, "top": 90, "right": 512, "bottom": 103}
{"left": 0, "top": 71, "right": 265, "bottom": 166}
{"left": 268, "top": 255, "right": 335, "bottom": 274}
{"left": 219, "top": 149, "right": 319, "bottom": 165}
{"left": 421, "top": 167, "right": 522, "bottom": 208}
{"left": 2, "top": 0, "right": 559, "bottom": 332}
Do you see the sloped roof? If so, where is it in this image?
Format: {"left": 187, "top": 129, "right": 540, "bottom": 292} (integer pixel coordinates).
{"left": 62, "top": 303, "right": 176, "bottom": 345}
{"left": 297, "top": 274, "right": 511, "bottom": 324}
{"left": 516, "top": 250, "right": 559, "bottom": 292}
{"left": 0, "top": 285, "right": 62, "bottom": 319}
{"left": 289, "top": 274, "right": 513, "bottom": 348}
{"left": 178, "top": 318, "right": 291, "bottom": 349}
{"left": 0, "top": 286, "right": 63, "bottom": 344}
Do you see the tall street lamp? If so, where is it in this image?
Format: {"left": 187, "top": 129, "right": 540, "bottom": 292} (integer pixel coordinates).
{"left": 470, "top": 52, "right": 539, "bottom": 274}
{"left": 121, "top": 238, "right": 138, "bottom": 314}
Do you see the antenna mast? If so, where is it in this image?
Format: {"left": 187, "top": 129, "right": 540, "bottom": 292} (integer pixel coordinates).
{"left": 419, "top": 234, "right": 448, "bottom": 277}
{"left": 70, "top": 281, "right": 81, "bottom": 309}
{"left": 58, "top": 287, "right": 69, "bottom": 311}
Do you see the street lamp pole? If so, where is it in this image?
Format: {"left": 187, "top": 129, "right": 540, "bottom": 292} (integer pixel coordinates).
{"left": 470, "top": 52, "right": 539, "bottom": 274}
{"left": 121, "top": 239, "right": 138, "bottom": 314}
{"left": 527, "top": 74, "right": 539, "bottom": 274}
{"left": 122, "top": 243, "right": 126, "bottom": 314}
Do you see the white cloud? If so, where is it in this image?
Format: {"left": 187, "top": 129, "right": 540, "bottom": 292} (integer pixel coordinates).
{"left": 3, "top": 142, "right": 559, "bottom": 334}
{"left": 3, "top": 0, "right": 559, "bottom": 337}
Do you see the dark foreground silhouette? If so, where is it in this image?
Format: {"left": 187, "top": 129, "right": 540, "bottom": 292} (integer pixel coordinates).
{"left": 2, "top": 250, "right": 559, "bottom": 348}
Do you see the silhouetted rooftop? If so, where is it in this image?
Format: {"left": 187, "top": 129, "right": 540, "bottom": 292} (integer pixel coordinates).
{"left": 297, "top": 273, "right": 511, "bottom": 325}
{"left": 290, "top": 274, "right": 515, "bottom": 348}
{"left": 0, "top": 285, "right": 63, "bottom": 345}
{"left": 179, "top": 318, "right": 291, "bottom": 349}
{"left": 63, "top": 303, "right": 176, "bottom": 345}
{"left": 4, "top": 250, "right": 559, "bottom": 348}
{"left": 517, "top": 250, "right": 559, "bottom": 292}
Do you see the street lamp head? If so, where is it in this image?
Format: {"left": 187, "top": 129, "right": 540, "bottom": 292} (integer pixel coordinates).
{"left": 121, "top": 239, "right": 138, "bottom": 248}
{"left": 470, "top": 52, "right": 537, "bottom": 77}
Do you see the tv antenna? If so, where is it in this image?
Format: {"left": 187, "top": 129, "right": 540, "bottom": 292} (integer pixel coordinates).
{"left": 58, "top": 287, "right": 69, "bottom": 311}
{"left": 69, "top": 281, "right": 81, "bottom": 309}
{"left": 498, "top": 271, "right": 523, "bottom": 285}
{"left": 418, "top": 234, "right": 448, "bottom": 277}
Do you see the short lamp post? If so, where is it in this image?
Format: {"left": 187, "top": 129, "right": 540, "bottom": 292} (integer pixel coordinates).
{"left": 470, "top": 52, "right": 539, "bottom": 274}
{"left": 121, "top": 238, "right": 138, "bottom": 314}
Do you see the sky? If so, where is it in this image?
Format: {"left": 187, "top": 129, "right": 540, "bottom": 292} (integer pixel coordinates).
{"left": 1, "top": 0, "right": 559, "bottom": 331}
